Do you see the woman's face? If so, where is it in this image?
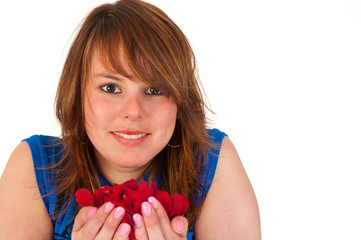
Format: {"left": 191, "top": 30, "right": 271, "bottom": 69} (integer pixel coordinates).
{"left": 84, "top": 50, "right": 177, "bottom": 176}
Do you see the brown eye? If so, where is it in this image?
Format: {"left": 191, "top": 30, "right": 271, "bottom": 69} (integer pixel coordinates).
{"left": 100, "top": 84, "right": 122, "bottom": 94}
{"left": 145, "top": 87, "right": 162, "bottom": 95}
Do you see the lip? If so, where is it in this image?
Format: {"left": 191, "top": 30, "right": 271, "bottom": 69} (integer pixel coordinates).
{"left": 116, "top": 130, "right": 148, "bottom": 135}
{"left": 111, "top": 130, "right": 150, "bottom": 147}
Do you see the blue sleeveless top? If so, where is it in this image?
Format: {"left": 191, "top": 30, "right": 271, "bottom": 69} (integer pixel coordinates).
{"left": 24, "top": 128, "right": 227, "bottom": 240}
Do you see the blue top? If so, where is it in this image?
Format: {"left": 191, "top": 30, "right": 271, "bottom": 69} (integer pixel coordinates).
{"left": 24, "top": 128, "right": 227, "bottom": 240}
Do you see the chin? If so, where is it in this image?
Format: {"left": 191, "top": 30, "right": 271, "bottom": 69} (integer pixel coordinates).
{"left": 112, "top": 153, "right": 153, "bottom": 168}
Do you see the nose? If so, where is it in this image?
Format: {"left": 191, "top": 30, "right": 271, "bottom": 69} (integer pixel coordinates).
{"left": 120, "top": 93, "right": 144, "bottom": 121}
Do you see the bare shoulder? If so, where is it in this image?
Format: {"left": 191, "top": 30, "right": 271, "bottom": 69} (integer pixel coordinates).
{"left": 195, "top": 136, "right": 261, "bottom": 240}
{"left": 0, "top": 141, "right": 53, "bottom": 239}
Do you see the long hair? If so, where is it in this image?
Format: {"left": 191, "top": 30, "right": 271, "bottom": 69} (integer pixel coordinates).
{"left": 55, "top": 0, "right": 210, "bottom": 228}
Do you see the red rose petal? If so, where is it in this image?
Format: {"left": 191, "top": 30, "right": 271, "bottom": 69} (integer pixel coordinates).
{"left": 123, "top": 187, "right": 141, "bottom": 201}
{"left": 122, "top": 214, "right": 135, "bottom": 226}
{"left": 109, "top": 191, "right": 119, "bottom": 202}
{"left": 128, "top": 228, "right": 136, "bottom": 240}
{"left": 112, "top": 184, "right": 124, "bottom": 197}
{"left": 151, "top": 181, "right": 157, "bottom": 190}
{"left": 169, "top": 193, "right": 189, "bottom": 218}
{"left": 75, "top": 188, "right": 95, "bottom": 207}
{"left": 110, "top": 201, "right": 126, "bottom": 209}
{"left": 154, "top": 189, "right": 172, "bottom": 215}
{"left": 123, "top": 197, "right": 135, "bottom": 215}
{"left": 132, "top": 200, "right": 142, "bottom": 214}
{"left": 123, "top": 179, "right": 138, "bottom": 190}
{"left": 138, "top": 180, "right": 154, "bottom": 201}
{"left": 94, "top": 186, "right": 113, "bottom": 206}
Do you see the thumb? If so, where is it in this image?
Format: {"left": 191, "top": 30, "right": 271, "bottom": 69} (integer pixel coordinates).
{"left": 170, "top": 216, "right": 188, "bottom": 237}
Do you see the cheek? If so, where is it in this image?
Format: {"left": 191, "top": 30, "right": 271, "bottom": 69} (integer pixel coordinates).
{"left": 84, "top": 91, "right": 115, "bottom": 130}
{"left": 151, "top": 99, "right": 178, "bottom": 130}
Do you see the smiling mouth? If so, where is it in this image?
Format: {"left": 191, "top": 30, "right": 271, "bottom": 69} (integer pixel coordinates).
{"left": 112, "top": 132, "right": 149, "bottom": 140}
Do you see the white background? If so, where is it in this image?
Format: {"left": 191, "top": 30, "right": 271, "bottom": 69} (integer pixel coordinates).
{"left": 1, "top": 0, "right": 360, "bottom": 239}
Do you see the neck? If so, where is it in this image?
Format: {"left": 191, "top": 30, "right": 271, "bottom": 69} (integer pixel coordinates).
{"left": 94, "top": 151, "right": 150, "bottom": 185}
{"left": 100, "top": 165, "right": 148, "bottom": 185}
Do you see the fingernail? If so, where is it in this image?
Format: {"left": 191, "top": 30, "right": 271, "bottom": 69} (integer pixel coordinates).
{"left": 114, "top": 207, "right": 125, "bottom": 219}
{"left": 88, "top": 208, "right": 97, "bottom": 218}
{"left": 141, "top": 202, "right": 152, "bottom": 216}
{"left": 120, "top": 223, "right": 131, "bottom": 236}
{"left": 148, "top": 196, "right": 158, "bottom": 208}
{"left": 133, "top": 213, "right": 142, "bottom": 227}
{"left": 105, "top": 202, "right": 115, "bottom": 213}
{"left": 177, "top": 220, "right": 183, "bottom": 231}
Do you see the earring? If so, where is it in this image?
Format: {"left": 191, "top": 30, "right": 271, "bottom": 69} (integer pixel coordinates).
{"left": 79, "top": 138, "right": 89, "bottom": 145}
{"left": 167, "top": 143, "right": 181, "bottom": 148}
{"left": 77, "top": 134, "right": 89, "bottom": 144}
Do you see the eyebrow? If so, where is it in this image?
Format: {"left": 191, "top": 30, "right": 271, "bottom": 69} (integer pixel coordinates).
{"left": 94, "top": 73, "right": 124, "bottom": 81}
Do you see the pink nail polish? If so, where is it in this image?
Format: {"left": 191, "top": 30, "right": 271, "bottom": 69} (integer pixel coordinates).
{"left": 177, "top": 220, "right": 183, "bottom": 231}
{"left": 142, "top": 202, "right": 152, "bottom": 216}
{"left": 88, "top": 208, "right": 97, "bottom": 218}
{"left": 120, "top": 223, "right": 131, "bottom": 235}
{"left": 114, "top": 207, "right": 125, "bottom": 219}
{"left": 148, "top": 196, "right": 158, "bottom": 208}
{"left": 105, "top": 202, "right": 115, "bottom": 213}
{"left": 133, "top": 213, "right": 142, "bottom": 227}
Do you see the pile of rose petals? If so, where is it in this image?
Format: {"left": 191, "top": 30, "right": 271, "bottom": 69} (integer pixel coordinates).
{"left": 76, "top": 179, "right": 189, "bottom": 239}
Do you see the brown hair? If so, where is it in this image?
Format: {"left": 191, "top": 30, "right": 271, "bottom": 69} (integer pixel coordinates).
{"left": 55, "top": 0, "right": 210, "bottom": 228}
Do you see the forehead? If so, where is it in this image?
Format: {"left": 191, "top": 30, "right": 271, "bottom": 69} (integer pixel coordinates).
{"left": 90, "top": 48, "right": 135, "bottom": 78}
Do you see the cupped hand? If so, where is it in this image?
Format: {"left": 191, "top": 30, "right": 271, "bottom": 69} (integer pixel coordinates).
{"left": 71, "top": 202, "right": 130, "bottom": 239}
{"left": 133, "top": 197, "right": 188, "bottom": 240}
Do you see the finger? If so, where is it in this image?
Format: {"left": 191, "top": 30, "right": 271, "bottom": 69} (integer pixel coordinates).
{"left": 73, "top": 202, "right": 115, "bottom": 239}
{"left": 141, "top": 201, "right": 165, "bottom": 239}
{"left": 72, "top": 206, "right": 98, "bottom": 232}
{"left": 133, "top": 213, "right": 148, "bottom": 240}
{"left": 148, "top": 197, "right": 172, "bottom": 230}
{"left": 113, "top": 223, "right": 131, "bottom": 240}
{"left": 148, "top": 196, "right": 186, "bottom": 238}
{"left": 94, "top": 206, "right": 125, "bottom": 240}
{"left": 170, "top": 216, "right": 188, "bottom": 238}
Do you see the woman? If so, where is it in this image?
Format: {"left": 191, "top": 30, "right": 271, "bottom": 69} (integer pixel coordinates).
{"left": 0, "top": 0, "right": 260, "bottom": 239}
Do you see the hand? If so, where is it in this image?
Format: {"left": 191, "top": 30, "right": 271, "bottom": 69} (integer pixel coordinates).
{"left": 133, "top": 197, "right": 188, "bottom": 240}
{"left": 72, "top": 202, "right": 131, "bottom": 239}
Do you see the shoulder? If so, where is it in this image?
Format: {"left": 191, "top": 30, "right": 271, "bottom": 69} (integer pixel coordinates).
{"left": 0, "top": 141, "right": 53, "bottom": 239}
{"left": 207, "top": 128, "right": 227, "bottom": 145}
{"left": 195, "top": 136, "right": 261, "bottom": 239}
{"left": 23, "top": 134, "right": 63, "bottom": 169}
{"left": 24, "top": 134, "right": 62, "bottom": 156}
